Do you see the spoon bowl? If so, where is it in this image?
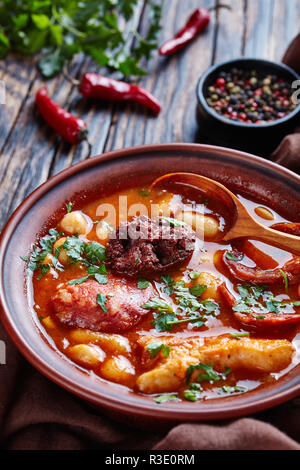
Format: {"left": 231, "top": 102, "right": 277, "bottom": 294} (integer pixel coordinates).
{"left": 151, "top": 172, "right": 300, "bottom": 254}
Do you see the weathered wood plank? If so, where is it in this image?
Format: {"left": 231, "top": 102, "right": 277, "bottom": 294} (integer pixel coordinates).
{"left": 49, "top": 0, "right": 146, "bottom": 176}
{"left": 214, "top": 0, "right": 245, "bottom": 61}
{"left": 105, "top": 0, "right": 217, "bottom": 151}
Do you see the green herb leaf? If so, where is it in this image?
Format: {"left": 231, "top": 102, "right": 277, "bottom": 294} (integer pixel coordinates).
{"left": 65, "top": 202, "right": 73, "bottom": 213}
{"left": 0, "top": 1, "right": 163, "bottom": 77}
{"left": 230, "top": 332, "right": 250, "bottom": 338}
{"left": 85, "top": 241, "right": 107, "bottom": 264}
{"left": 138, "top": 278, "right": 151, "bottom": 289}
{"left": 226, "top": 251, "right": 244, "bottom": 262}
{"left": 147, "top": 342, "right": 170, "bottom": 359}
{"left": 159, "top": 216, "right": 186, "bottom": 227}
{"left": 139, "top": 189, "right": 150, "bottom": 197}
{"left": 154, "top": 394, "right": 180, "bottom": 404}
{"left": 161, "top": 274, "right": 175, "bottom": 295}
{"left": 186, "top": 363, "right": 231, "bottom": 384}
{"left": 220, "top": 385, "right": 248, "bottom": 394}
{"left": 280, "top": 269, "right": 289, "bottom": 292}
{"left": 189, "top": 271, "right": 201, "bottom": 280}
{"left": 96, "top": 293, "right": 108, "bottom": 312}
{"left": 142, "top": 297, "right": 173, "bottom": 313}
{"left": 189, "top": 284, "right": 207, "bottom": 297}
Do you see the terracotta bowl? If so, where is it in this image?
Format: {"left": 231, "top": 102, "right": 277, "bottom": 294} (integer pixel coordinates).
{"left": 1, "top": 143, "right": 300, "bottom": 424}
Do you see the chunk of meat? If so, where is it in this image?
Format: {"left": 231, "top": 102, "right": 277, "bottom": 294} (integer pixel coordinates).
{"left": 223, "top": 249, "right": 300, "bottom": 286}
{"left": 106, "top": 216, "right": 195, "bottom": 277}
{"left": 271, "top": 223, "right": 300, "bottom": 237}
{"left": 219, "top": 283, "right": 300, "bottom": 327}
{"left": 136, "top": 335, "right": 294, "bottom": 394}
{"left": 51, "top": 274, "right": 153, "bottom": 333}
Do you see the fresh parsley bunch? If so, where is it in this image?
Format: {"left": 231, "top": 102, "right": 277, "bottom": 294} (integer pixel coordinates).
{"left": 0, "top": 0, "right": 162, "bottom": 77}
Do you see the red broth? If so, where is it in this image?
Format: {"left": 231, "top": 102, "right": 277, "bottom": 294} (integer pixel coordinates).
{"left": 29, "top": 185, "right": 300, "bottom": 402}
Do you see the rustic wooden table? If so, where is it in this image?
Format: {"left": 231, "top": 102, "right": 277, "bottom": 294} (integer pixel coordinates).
{"left": 0, "top": 0, "right": 299, "bottom": 232}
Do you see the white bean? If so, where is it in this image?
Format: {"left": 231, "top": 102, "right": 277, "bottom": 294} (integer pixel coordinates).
{"left": 177, "top": 211, "right": 219, "bottom": 238}
{"left": 68, "top": 344, "right": 105, "bottom": 367}
{"left": 60, "top": 211, "right": 91, "bottom": 235}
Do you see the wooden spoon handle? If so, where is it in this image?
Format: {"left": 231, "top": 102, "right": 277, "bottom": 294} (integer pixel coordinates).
{"left": 227, "top": 224, "right": 300, "bottom": 255}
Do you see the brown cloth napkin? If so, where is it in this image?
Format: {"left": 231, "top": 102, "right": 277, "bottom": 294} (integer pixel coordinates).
{"left": 1, "top": 37, "right": 300, "bottom": 451}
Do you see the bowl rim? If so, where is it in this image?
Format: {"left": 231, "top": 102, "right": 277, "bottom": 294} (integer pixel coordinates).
{"left": 1, "top": 142, "right": 300, "bottom": 422}
{"left": 196, "top": 57, "right": 300, "bottom": 129}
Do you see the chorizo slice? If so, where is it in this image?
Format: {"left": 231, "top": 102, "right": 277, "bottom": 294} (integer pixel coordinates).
{"left": 271, "top": 223, "right": 300, "bottom": 237}
{"left": 223, "top": 249, "right": 300, "bottom": 286}
{"left": 219, "top": 283, "right": 300, "bottom": 327}
{"left": 51, "top": 274, "right": 153, "bottom": 333}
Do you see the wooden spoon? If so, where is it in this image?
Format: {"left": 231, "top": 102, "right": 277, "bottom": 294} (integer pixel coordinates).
{"left": 150, "top": 172, "right": 300, "bottom": 255}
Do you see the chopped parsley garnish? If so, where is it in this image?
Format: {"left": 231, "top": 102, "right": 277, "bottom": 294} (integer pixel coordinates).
{"left": 186, "top": 363, "right": 231, "bottom": 385}
{"left": 138, "top": 278, "right": 151, "bottom": 289}
{"left": 142, "top": 278, "right": 219, "bottom": 332}
{"left": 96, "top": 294, "right": 108, "bottom": 313}
{"left": 85, "top": 241, "right": 107, "bottom": 264}
{"left": 161, "top": 274, "right": 175, "bottom": 295}
{"left": 22, "top": 231, "right": 107, "bottom": 282}
{"left": 69, "top": 264, "right": 108, "bottom": 285}
{"left": 189, "top": 271, "right": 201, "bottom": 280}
{"left": 189, "top": 284, "right": 207, "bottom": 297}
{"left": 220, "top": 385, "right": 248, "bottom": 394}
{"left": 232, "top": 283, "right": 299, "bottom": 317}
{"left": 147, "top": 342, "right": 170, "bottom": 359}
{"left": 21, "top": 228, "right": 61, "bottom": 278}
{"left": 154, "top": 394, "right": 180, "bottom": 404}
{"left": 65, "top": 202, "right": 73, "bottom": 213}
{"left": 139, "top": 189, "right": 150, "bottom": 197}
{"left": 230, "top": 332, "right": 250, "bottom": 338}
{"left": 158, "top": 216, "right": 186, "bottom": 227}
{"left": 225, "top": 251, "right": 244, "bottom": 262}
{"left": 183, "top": 382, "right": 203, "bottom": 402}
{"left": 142, "top": 297, "right": 173, "bottom": 314}
{"left": 280, "top": 269, "right": 289, "bottom": 292}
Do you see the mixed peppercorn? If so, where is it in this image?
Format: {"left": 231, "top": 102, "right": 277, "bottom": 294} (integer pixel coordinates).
{"left": 205, "top": 68, "right": 297, "bottom": 124}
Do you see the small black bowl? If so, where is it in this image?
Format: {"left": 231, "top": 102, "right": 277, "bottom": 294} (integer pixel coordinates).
{"left": 196, "top": 58, "right": 300, "bottom": 156}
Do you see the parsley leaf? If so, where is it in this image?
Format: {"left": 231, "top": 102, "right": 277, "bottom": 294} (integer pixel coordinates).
{"left": 226, "top": 251, "right": 244, "bottom": 262}
{"left": 186, "top": 363, "right": 231, "bottom": 384}
{"left": 138, "top": 278, "right": 151, "bottom": 289}
{"left": 154, "top": 394, "right": 180, "bottom": 404}
{"left": 96, "top": 293, "right": 108, "bottom": 312}
{"left": 147, "top": 342, "right": 170, "bottom": 359}
{"left": 161, "top": 274, "right": 175, "bottom": 295}
{"left": 0, "top": 1, "right": 163, "bottom": 77}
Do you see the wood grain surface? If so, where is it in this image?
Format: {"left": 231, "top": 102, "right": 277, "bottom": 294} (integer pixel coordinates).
{"left": 0, "top": 0, "right": 299, "bottom": 231}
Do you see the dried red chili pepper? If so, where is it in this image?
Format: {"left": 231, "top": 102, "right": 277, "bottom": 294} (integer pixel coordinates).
{"left": 159, "top": 5, "right": 230, "bottom": 56}
{"left": 35, "top": 87, "right": 88, "bottom": 144}
{"left": 79, "top": 73, "right": 161, "bottom": 115}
